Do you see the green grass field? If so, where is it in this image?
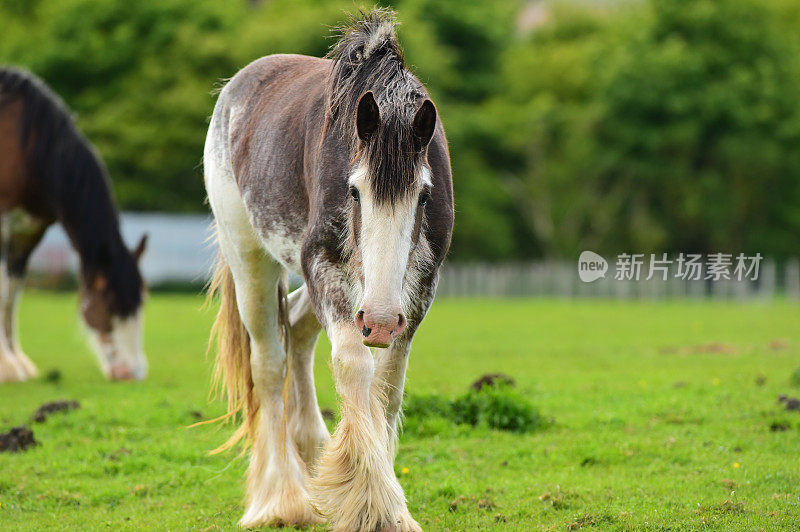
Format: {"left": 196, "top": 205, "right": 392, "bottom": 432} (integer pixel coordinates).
{"left": 1, "top": 293, "right": 799, "bottom": 530}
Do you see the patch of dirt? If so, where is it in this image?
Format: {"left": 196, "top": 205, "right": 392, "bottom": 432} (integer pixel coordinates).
{"left": 448, "top": 494, "right": 472, "bottom": 512}
{"left": 470, "top": 373, "right": 515, "bottom": 391}
{"left": 0, "top": 425, "right": 37, "bottom": 452}
{"left": 106, "top": 448, "right": 131, "bottom": 461}
{"left": 778, "top": 395, "right": 800, "bottom": 412}
{"left": 660, "top": 343, "right": 738, "bottom": 355}
{"left": 769, "top": 339, "right": 789, "bottom": 351}
{"left": 539, "top": 490, "right": 568, "bottom": 510}
{"left": 567, "top": 515, "right": 598, "bottom": 529}
{"left": 31, "top": 400, "right": 80, "bottom": 423}
{"left": 717, "top": 499, "right": 745, "bottom": 514}
{"left": 721, "top": 478, "right": 738, "bottom": 489}
{"left": 43, "top": 369, "right": 62, "bottom": 383}
{"left": 477, "top": 498, "right": 495, "bottom": 510}
{"left": 770, "top": 421, "right": 789, "bottom": 432}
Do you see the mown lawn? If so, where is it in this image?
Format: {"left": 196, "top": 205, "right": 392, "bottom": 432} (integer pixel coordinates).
{"left": 1, "top": 292, "right": 799, "bottom": 530}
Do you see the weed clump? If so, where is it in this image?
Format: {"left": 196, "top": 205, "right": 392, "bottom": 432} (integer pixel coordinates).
{"left": 404, "top": 382, "right": 542, "bottom": 435}
{"left": 790, "top": 367, "right": 800, "bottom": 388}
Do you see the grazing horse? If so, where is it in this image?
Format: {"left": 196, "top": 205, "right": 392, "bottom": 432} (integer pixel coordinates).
{"left": 204, "top": 9, "right": 453, "bottom": 531}
{"left": 0, "top": 67, "right": 148, "bottom": 382}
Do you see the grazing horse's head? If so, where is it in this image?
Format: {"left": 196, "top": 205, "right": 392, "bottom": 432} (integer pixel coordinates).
{"left": 81, "top": 234, "right": 148, "bottom": 380}
{"left": 347, "top": 90, "right": 437, "bottom": 348}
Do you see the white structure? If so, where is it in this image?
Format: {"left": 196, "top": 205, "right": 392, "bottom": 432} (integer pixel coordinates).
{"left": 29, "top": 212, "right": 216, "bottom": 284}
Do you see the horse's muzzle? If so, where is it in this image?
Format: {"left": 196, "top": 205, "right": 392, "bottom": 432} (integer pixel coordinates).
{"left": 355, "top": 308, "right": 406, "bottom": 348}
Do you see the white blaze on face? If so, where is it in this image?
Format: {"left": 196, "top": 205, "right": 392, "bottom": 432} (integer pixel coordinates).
{"left": 87, "top": 310, "right": 147, "bottom": 381}
{"left": 350, "top": 164, "right": 431, "bottom": 320}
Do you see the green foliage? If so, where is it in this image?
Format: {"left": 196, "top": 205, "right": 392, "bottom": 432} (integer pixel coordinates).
{"left": 790, "top": 367, "right": 800, "bottom": 387}
{"left": 480, "top": 0, "right": 800, "bottom": 258}
{"left": 2, "top": 0, "right": 800, "bottom": 258}
{"left": 452, "top": 383, "right": 541, "bottom": 432}
{"left": 0, "top": 0, "right": 353, "bottom": 211}
{"left": 404, "top": 383, "right": 542, "bottom": 434}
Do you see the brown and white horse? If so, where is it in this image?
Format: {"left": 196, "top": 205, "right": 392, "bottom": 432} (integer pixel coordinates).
{"left": 0, "top": 67, "right": 148, "bottom": 382}
{"left": 204, "top": 10, "right": 453, "bottom": 531}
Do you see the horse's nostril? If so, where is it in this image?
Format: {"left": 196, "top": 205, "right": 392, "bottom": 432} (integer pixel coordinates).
{"left": 397, "top": 314, "right": 406, "bottom": 328}
{"left": 362, "top": 325, "right": 372, "bottom": 338}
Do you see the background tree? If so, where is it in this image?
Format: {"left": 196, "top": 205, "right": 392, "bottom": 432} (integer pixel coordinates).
{"left": 2, "top": 0, "right": 799, "bottom": 259}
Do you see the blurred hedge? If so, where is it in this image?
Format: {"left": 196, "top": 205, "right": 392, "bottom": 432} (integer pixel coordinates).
{"left": 2, "top": 0, "right": 799, "bottom": 260}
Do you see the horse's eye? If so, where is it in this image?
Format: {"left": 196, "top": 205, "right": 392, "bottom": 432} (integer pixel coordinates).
{"left": 350, "top": 186, "right": 360, "bottom": 202}
{"left": 419, "top": 191, "right": 430, "bottom": 206}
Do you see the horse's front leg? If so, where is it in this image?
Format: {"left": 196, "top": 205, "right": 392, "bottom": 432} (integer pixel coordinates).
{"left": 307, "top": 258, "right": 419, "bottom": 532}
{"left": 375, "top": 275, "right": 437, "bottom": 444}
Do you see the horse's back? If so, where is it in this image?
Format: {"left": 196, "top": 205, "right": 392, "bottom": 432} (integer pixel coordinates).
{"left": 207, "top": 54, "right": 331, "bottom": 273}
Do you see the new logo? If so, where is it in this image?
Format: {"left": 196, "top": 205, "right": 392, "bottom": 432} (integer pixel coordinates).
{"left": 578, "top": 251, "right": 608, "bottom": 282}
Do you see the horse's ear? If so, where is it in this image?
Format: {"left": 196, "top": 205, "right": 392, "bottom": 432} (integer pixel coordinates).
{"left": 356, "top": 91, "right": 380, "bottom": 142}
{"left": 412, "top": 99, "right": 437, "bottom": 151}
{"left": 132, "top": 233, "right": 148, "bottom": 262}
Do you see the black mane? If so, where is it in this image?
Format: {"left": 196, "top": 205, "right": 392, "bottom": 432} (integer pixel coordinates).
{"left": 0, "top": 67, "right": 143, "bottom": 316}
{"left": 326, "top": 9, "right": 427, "bottom": 205}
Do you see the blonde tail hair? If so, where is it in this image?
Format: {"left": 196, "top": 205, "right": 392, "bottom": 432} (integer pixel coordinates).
{"left": 201, "top": 249, "right": 256, "bottom": 454}
{"left": 200, "top": 248, "right": 292, "bottom": 456}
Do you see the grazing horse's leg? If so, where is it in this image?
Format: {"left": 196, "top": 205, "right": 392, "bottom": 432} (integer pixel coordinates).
{"left": 5, "top": 212, "right": 48, "bottom": 378}
{"left": 306, "top": 254, "right": 420, "bottom": 532}
{"left": 2, "top": 275, "right": 38, "bottom": 378}
{"left": 0, "top": 271, "right": 26, "bottom": 382}
{"left": 0, "top": 211, "right": 48, "bottom": 381}
{"left": 207, "top": 165, "right": 319, "bottom": 527}
{"left": 286, "top": 284, "right": 329, "bottom": 468}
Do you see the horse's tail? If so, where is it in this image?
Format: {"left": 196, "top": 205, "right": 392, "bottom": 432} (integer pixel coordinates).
{"left": 201, "top": 246, "right": 292, "bottom": 456}
{"left": 204, "top": 250, "right": 258, "bottom": 454}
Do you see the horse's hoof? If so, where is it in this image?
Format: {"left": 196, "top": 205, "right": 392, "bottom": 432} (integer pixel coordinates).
{"left": 0, "top": 355, "right": 28, "bottom": 383}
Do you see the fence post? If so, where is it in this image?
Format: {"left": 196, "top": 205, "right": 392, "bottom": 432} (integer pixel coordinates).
{"left": 786, "top": 258, "right": 800, "bottom": 301}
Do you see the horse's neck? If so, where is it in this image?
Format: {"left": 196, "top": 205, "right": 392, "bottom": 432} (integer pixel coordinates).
{"left": 54, "top": 169, "right": 126, "bottom": 281}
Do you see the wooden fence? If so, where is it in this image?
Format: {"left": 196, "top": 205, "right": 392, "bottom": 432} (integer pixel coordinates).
{"left": 436, "top": 259, "right": 800, "bottom": 300}
{"left": 26, "top": 213, "right": 799, "bottom": 300}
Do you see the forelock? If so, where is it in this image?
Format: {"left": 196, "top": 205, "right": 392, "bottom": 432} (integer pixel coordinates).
{"left": 361, "top": 109, "right": 423, "bottom": 205}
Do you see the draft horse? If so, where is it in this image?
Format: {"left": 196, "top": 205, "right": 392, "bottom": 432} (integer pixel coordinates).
{"left": 0, "top": 67, "right": 148, "bottom": 382}
{"left": 204, "top": 10, "right": 453, "bottom": 531}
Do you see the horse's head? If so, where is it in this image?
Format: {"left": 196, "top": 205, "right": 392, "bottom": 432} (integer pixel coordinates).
{"left": 348, "top": 91, "right": 437, "bottom": 348}
{"left": 80, "top": 234, "right": 148, "bottom": 380}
